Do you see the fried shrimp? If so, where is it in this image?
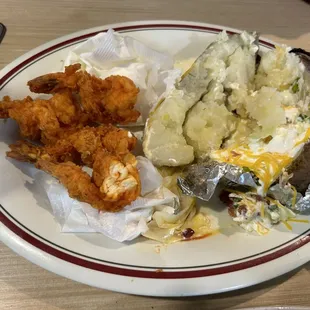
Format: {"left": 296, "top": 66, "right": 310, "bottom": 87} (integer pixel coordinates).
{"left": 7, "top": 125, "right": 137, "bottom": 166}
{"left": 2, "top": 65, "right": 141, "bottom": 211}
{"left": 36, "top": 150, "right": 140, "bottom": 212}
{"left": 28, "top": 64, "right": 140, "bottom": 124}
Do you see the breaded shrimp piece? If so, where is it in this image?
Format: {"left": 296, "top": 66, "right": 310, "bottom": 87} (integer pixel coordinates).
{"left": 92, "top": 150, "right": 140, "bottom": 204}
{"left": 36, "top": 151, "right": 141, "bottom": 212}
{"left": 7, "top": 140, "right": 80, "bottom": 164}
{"left": 27, "top": 63, "right": 81, "bottom": 93}
{"left": 6, "top": 125, "right": 137, "bottom": 167}
{"left": 8, "top": 98, "right": 61, "bottom": 141}
{"left": 28, "top": 64, "right": 140, "bottom": 124}
{"left": 0, "top": 92, "right": 87, "bottom": 143}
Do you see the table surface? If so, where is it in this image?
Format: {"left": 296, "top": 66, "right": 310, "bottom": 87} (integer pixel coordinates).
{"left": 0, "top": 0, "right": 310, "bottom": 309}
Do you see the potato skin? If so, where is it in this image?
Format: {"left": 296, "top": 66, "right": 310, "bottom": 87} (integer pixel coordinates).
{"left": 288, "top": 143, "right": 310, "bottom": 194}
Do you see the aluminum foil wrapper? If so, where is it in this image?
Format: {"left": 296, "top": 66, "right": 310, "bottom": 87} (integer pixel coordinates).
{"left": 177, "top": 159, "right": 310, "bottom": 215}
{"left": 269, "top": 183, "right": 310, "bottom": 214}
{"left": 177, "top": 160, "right": 257, "bottom": 201}
{"left": 296, "top": 185, "right": 310, "bottom": 214}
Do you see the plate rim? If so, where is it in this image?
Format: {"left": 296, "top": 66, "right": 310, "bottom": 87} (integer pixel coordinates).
{"left": 1, "top": 205, "right": 309, "bottom": 278}
{"left": 0, "top": 20, "right": 309, "bottom": 296}
{"left": 2, "top": 219, "right": 309, "bottom": 296}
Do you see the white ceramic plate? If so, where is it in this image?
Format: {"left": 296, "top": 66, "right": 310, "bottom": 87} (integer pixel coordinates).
{"left": 0, "top": 20, "right": 309, "bottom": 297}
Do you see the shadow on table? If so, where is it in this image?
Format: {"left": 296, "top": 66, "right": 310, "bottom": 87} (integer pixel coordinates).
{"left": 143, "top": 266, "right": 310, "bottom": 310}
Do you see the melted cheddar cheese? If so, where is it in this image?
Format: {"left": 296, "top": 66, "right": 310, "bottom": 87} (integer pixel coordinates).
{"left": 295, "top": 127, "right": 310, "bottom": 147}
{"left": 212, "top": 147, "right": 293, "bottom": 193}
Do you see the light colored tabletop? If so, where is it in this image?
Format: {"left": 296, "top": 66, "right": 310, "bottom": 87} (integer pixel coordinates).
{"left": 0, "top": 0, "right": 310, "bottom": 309}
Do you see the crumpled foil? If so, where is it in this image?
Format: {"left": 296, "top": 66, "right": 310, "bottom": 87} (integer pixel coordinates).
{"left": 295, "top": 185, "right": 310, "bottom": 214}
{"left": 177, "top": 160, "right": 310, "bottom": 214}
{"left": 269, "top": 183, "right": 310, "bottom": 214}
{"left": 268, "top": 184, "right": 300, "bottom": 209}
{"left": 177, "top": 160, "right": 256, "bottom": 201}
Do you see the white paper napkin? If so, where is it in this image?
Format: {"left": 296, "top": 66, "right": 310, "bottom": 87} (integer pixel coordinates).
{"left": 36, "top": 156, "right": 178, "bottom": 242}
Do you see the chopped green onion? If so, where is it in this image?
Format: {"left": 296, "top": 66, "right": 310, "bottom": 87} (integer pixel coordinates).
{"left": 242, "top": 167, "right": 251, "bottom": 173}
{"left": 268, "top": 204, "right": 278, "bottom": 212}
{"left": 292, "top": 83, "right": 299, "bottom": 93}
{"left": 299, "top": 114, "right": 310, "bottom": 121}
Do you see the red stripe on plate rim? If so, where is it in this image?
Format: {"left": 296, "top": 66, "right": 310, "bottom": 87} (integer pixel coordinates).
{"left": 1, "top": 210, "right": 309, "bottom": 279}
{"left": 0, "top": 23, "right": 274, "bottom": 87}
{"left": 1, "top": 23, "right": 307, "bottom": 280}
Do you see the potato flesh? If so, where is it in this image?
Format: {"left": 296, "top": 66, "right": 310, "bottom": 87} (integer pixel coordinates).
{"left": 144, "top": 34, "right": 310, "bottom": 175}
{"left": 183, "top": 32, "right": 258, "bottom": 158}
{"left": 143, "top": 31, "right": 241, "bottom": 166}
{"left": 245, "top": 87, "right": 287, "bottom": 135}
{"left": 143, "top": 90, "right": 196, "bottom": 166}
{"left": 255, "top": 46, "right": 301, "bottom": 90}
{"left": 184, "top": 83, "right": 237, "bottom": 158}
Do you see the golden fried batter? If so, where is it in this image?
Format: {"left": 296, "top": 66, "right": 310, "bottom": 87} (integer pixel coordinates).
{"left": 7, "top": 139, "right": 80, "bottom": 164}
{"left": 7, "top": 125, "right": 137, "bottom": 167}
{"left": 28, "top": 64, "right": 140, "bottom": 124}
{"left": 0, "top": 91, "right": 89, "bottom": 143}
{"left": 8, "top": 125, "right": 140, "bottom": 211}
{"left": 36, "top": 151, "right": 140, "bottom": 212}
{"left": 1, "top": 64, "right": 140, "bottom": 144}
{"left": 3, "top": 65, "right": 142, "bottom": 212}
